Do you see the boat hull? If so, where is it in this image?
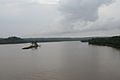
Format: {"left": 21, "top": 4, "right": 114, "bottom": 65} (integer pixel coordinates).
{"left": 22, "top": 46, "right": 38, "bottom": 49}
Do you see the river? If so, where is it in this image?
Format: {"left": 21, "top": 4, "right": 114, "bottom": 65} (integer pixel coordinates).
{"left": 0, "top": 41, "right": 120, "bottom": 80}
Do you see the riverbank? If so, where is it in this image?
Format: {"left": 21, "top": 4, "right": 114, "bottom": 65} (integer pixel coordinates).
{"left": 81, "top": 36, "right": 120, "bottom": 49}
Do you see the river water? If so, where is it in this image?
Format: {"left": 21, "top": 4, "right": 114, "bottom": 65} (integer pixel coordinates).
{"left": 0, "top": 41, "right": 120, "bottom": 80}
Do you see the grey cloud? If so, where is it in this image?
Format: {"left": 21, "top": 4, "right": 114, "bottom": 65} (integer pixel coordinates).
{"left": 0, "top": 0, "right": 119, "bottom": 37}
{"left": 58, "top": 0, "right": 114, "bottom": 32}
{"left": 59, "top": 0, "right": 113, "bottom": 21}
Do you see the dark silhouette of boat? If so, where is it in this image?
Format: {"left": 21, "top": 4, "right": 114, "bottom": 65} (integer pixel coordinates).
{"left": 22, "top": 42, "right": 40, "bottom": 49}
{"left": 22, "top": 45, "right": 38, "bottom": 49}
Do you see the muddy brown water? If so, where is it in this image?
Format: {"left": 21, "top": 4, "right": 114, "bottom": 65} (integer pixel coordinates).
{"left": 0, "top": 41, "right": 120, "bottom": 80}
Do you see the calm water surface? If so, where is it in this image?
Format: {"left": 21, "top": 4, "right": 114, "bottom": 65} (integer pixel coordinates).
{"left": 0, "top": 41, "right": 120, "bottom": 80}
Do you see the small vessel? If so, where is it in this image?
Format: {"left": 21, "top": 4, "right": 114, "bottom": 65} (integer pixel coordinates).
{"left": 22, "top": 45, "right": 38, "bottom": 49}
{"left": 22, "top": 42, "right": 40, "bottom": 49}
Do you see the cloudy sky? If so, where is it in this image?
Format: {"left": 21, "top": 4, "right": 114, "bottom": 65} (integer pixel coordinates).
{"left": 0, "top": 0, "right": 120, "bottom": 37}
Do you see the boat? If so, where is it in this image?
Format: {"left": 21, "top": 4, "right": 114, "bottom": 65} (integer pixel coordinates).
{"left": 22, "top": 42, "right": 40, "bottom": 49}
{"left": 22, "top": 45, "right": 38, "bottom": 49}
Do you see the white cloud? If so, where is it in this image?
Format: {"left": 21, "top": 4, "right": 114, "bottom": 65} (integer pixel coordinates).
{"left": 0, "top": 0, "right": 60, "bottom": 37}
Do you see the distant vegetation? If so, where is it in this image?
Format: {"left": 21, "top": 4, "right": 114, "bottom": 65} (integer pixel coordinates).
{"left": 81, "top": 36, "right": 120, "bottom": 49}
{"left": 0, "top": 36, "right": 90, "bottom": 44}
{"left": 0, "top": 36, "right": 27, "bottom": 44}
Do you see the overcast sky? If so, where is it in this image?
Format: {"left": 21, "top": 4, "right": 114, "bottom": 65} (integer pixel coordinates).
{"left": 0, "top": 0, "right": 120, "bottom": 37}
